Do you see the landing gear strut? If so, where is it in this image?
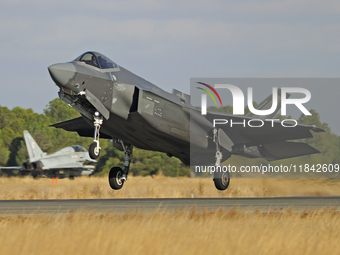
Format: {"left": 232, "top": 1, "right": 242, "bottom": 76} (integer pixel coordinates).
{"left": 108, "top": 140, "right": 133, "bottom": 190}
{"left": 212, "top": 129, "right": 230, "bottom": 190}
{"left": 89, "top": 112, "right": 103, "bottom": 159}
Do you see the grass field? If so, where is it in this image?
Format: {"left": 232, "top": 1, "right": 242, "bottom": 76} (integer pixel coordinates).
{"left": 1, "top": 176, "right": 340, "bottom": 255}
{"left": 0, "top": 208, "right": 339, "bottom": 255}
{"left": 1, "top": 175, "right": 340, "bottom": 199}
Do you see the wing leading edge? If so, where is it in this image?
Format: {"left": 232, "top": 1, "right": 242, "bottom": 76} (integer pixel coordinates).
{"left": 50, "top": 116, "right": 111, "bottom": 139}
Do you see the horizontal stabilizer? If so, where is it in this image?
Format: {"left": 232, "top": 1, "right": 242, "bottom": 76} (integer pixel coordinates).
{"left": 206, "top": 111, "right": 324, "bottom": 146}
{"left": 261, "top": 141, "right": 320, "bottom": 161}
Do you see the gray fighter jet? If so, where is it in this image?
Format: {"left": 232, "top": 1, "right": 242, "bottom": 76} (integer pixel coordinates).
{"left": 1, "top": 130, "right": 96, "bottom": 179}
{"left": 48, "top": 52, "right": 324, "bottom": 190}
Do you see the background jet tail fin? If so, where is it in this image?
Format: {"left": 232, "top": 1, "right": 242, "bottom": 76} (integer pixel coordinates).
{"left": 23, "top": 130, "right": 44, "bottom": 162}
{"left": 245, "top": 89, "right": 290, "bottom": 119}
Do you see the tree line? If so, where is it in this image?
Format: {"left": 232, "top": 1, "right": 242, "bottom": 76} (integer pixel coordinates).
{"left": 0, "top": 98, "right": 188, "bottom": 177}
{"left": 0, "top": 98, "right": 338, "bottom": 178}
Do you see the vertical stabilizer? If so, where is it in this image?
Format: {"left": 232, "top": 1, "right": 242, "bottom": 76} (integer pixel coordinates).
{"left": 245, "top": 89, "right": 290, "bottom": 119}
{"left": 23, "top": 130, "right": 44, "bottom": 162}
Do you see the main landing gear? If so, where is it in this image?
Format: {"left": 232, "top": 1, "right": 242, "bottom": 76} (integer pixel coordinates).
{"left": 89, "top": 112, "right": 103, "bottom": 159}
{"left": 212, "top": 129, "right": 230, "bottom": 190}
{"left": 108, "top": 141, "right": 133, "bottom": 190}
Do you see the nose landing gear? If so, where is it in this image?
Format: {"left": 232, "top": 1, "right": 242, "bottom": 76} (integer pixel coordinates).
{"left": 89, "top": 112, "right": 103, "bottom": 159}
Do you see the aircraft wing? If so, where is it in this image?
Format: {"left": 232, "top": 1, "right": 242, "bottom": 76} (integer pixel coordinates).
{"left": 207, "top": 112, "right": 324, "bottom": 147}
{"left": 202, "top": 111, "right": 325, "bottom": 161}
{"left": 47, "top": 163, "right": 95, "bottom": 170}
{"left": 1, "top": 166, "right": 22, "bottom": 176}
{"left": 50, "top": 116, "right": 111, "bottom": 139}
{"left": 1, "top": 166, "right": 23, "bottom": 170}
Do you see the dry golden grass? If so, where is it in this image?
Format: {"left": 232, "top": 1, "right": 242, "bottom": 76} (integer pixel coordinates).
{"left": 1, "top": 176, "right": 340, "bottom": 199}
{"left": 1, "top": 177, "right": 340, "bottom": 255}
{"left": 0, "top": 208, "right": 340, "bottom": 255}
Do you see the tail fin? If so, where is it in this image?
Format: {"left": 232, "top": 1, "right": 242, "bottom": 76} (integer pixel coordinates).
{"left": 23, "top": 130, "right": 45, "bottom": 162}
{"left": 245, "top": 89, "right": 290, "bottom": 119}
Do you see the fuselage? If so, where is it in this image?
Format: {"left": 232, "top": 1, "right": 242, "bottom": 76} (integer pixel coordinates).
{"left": 23, "top": 145, "right": 94, "bottom": 170}
{"left": 48, "top": 52, "right": 205, "bottom": 165}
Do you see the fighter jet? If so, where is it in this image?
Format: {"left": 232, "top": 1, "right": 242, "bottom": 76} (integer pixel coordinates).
{"left": 1, "top": 130, "right": 96, "bottom": 179}
{"left": 48, "top": 51, "right": 324, "bottom": 190}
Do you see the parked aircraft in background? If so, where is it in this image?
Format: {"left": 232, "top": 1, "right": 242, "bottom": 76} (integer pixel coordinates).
{"left": 1, "top": 130, "right": 96, "bottom": 179}
{"left": 48, "top": 51, "right": 323, "bottom": 190}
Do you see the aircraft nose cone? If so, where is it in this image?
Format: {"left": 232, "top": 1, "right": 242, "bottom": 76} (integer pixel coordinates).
{"left": 48, "top": 63, "right": 76, "bottom": 88}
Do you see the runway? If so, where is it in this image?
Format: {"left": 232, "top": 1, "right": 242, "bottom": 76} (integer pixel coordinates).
{"left": 0, "top": 197, "right": 340, "bottom": 214}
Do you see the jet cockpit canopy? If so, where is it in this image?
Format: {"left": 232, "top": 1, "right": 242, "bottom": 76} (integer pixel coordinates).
{"left": 74, "top": 52, "right": 118, "bottom": 69}
{"left": 71, "top": 145, "right": 87, "bottom": 152}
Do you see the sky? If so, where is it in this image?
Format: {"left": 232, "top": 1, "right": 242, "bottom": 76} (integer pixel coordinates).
{"left": 1, "top": 0, "right": 340, "bottom": 132}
